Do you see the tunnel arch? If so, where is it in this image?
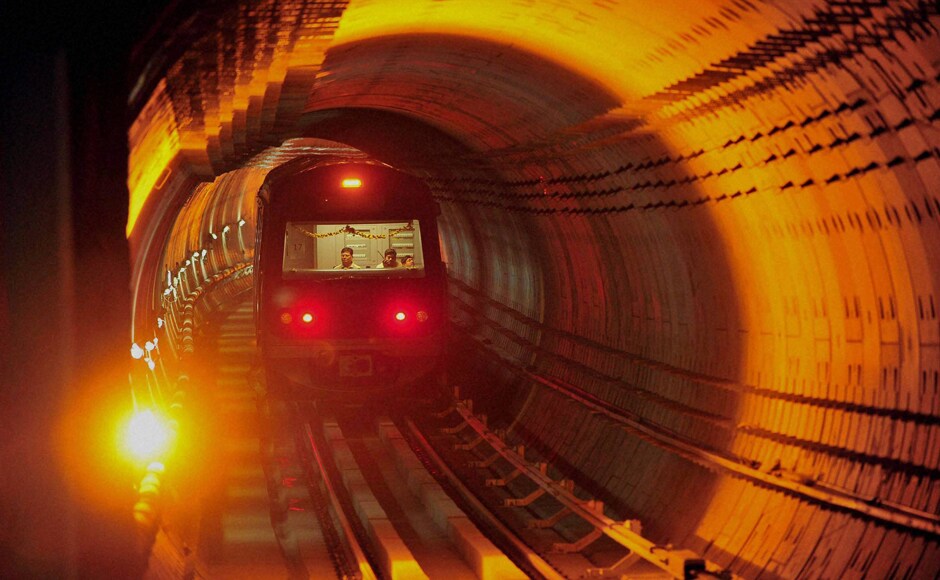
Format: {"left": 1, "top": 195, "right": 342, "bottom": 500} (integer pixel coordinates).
{"left": 128, "top": 1, "right": 940, "bottom": 577}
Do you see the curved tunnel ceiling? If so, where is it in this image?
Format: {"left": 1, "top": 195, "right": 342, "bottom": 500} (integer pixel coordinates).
{"left": 129, "top": 1, "right": 940, "bottom": 576}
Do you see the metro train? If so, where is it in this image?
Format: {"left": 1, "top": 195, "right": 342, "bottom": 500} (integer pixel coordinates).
{"left": 254, "top": 156, "right": 447, "bottom": 401}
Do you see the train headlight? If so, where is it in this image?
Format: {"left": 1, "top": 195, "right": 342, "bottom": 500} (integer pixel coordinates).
{"left": 416, "top": 310, "right": 429, "bottom": 323}
{"left": 279, "top": 311, "right": 293, "bottom": 324}
{"left": 394, "top": 311, "right": 407, "bottom": 322}
{"left": 341, "top": 177, "right": 362, "bottom": 188}
{"left": 301, "top": 312, "right": 316, "bottom": 324}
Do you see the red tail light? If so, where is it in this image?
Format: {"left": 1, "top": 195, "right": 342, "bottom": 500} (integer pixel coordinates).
{"left": 388, "top": 306, "right": 430, "bottom": 332}
{"left": 275, "top": 306, "right": 319, "bottom": 335}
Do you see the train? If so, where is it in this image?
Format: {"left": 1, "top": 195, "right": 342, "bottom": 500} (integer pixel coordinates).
{"left": 254, "top": 156, "right": 447, "bottom": 401}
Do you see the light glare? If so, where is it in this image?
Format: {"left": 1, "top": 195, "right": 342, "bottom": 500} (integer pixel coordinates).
{"left": 124, "top": 410, "right": 173, "bottom": 463}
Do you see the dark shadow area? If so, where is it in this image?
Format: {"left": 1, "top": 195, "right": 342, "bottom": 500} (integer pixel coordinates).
{"left": 297, "top": 106, "right": 476, "bottom": 171}
{"left": 1, "top": 1, "right": 168, "bottom": 577}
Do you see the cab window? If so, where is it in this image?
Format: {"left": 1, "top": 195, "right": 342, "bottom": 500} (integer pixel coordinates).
{"left": 281, "top": 220, "right": 425, "bottom": 278}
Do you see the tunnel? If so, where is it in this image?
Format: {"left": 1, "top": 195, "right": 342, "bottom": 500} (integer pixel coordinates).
{"left": 1, "top": 0, "right": 938, "bottom": 578}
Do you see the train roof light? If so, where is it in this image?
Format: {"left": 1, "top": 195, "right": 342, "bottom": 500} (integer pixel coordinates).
{"left": 341, "top": 177, "right": 362, "bottom": 189}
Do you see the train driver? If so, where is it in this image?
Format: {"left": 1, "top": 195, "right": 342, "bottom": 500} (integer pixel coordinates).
{"left": 333, "top": 247, "right": 362, "bottom": 269}
{"left": 401, "top": 255, "right": 415, "bottom": 269}
{"left": 376, "top": 248, "right": 398, "bottom": 268}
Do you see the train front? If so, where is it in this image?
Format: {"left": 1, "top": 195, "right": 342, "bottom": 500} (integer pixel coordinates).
{"left": 256, "top": 161, "right": 447, "bottom": 401}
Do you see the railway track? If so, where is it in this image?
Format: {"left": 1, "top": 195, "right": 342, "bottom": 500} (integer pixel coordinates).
{"left": 255, "top": 393, "right": 531, "bottom": 579}
{"left": 409, "top": 390, "right": 737, "bottom": 580}
{"left": 194, "top": 298, "right": 528, "bottom": 579}
{"left": 194, "top": 298, "right": 727, "bottom": 578}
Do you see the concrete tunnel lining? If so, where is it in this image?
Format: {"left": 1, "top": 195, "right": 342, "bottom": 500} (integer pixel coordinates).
{"left": 130, "top": 1, "right": 939, "bottom": 577}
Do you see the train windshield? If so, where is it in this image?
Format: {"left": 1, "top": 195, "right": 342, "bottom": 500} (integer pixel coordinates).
{"left": 281, "top": 220, "right": 427, "bottom": 279}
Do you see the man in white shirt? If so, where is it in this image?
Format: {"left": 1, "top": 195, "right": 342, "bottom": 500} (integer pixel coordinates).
{"left": 333, "top": 247, "right": 362, "bottom": 269}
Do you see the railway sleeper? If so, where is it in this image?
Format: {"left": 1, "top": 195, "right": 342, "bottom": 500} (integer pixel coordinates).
{"left": 323, "top": 420, "right": 427, "bottom": 580}
{"left": 584, "top": 552, "right": 674, "bottom": 579}
{"left": 503, "top": 487, "right": 545, "bottom": 507}
{"left": 527, "top": 506, "right": 572, "bottom": 529}
{"left": 467, "top": 452, "right": 501, "bottom": 468}
{"left": 441, "top": 421, "right": 470, "bottom": 434}
{"left": 552, "top": 527, "right": 602, "bottom": 554}
{"left": 486, "top": 468, "right": 522, "bottom": 487}
{"left": 376, "top": 417, "right": 528, "bottom": 579}
{"left": 455, "top": 435, "right": 485, "bottom": 450}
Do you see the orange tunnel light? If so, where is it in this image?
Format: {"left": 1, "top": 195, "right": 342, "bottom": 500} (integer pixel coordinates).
{"left": 122, "top": 410, "right": 174, "bottom": 464}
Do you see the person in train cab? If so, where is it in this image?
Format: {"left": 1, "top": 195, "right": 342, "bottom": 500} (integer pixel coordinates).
{"left": 376, "top": 248, "right": 398, "bottom": 268}
{"left": 333, "top": 247, "right": 362, "bottom": 269}
{"left": 401, "top": 255, "right": 415, "bottom": 269}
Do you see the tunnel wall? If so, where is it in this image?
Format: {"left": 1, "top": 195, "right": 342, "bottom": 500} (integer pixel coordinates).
{"left": 437, "top": 7, "right": 940, "bottom": 576}
{"left": 420, "top": 5, "right": 939, "bottom": 576}
{"left": 144, "top": 169, "right": 260, "bottom": 364}
{"left": 126, "top": 1, "right": 940, "bottom": 578}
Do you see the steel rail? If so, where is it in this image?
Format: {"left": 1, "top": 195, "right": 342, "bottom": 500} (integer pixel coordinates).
{"left": 450, "top": 290, "right": 940, "bottom": 535}
{"left": 450, "top": 401, "right": 733, "bottom": 580}
{"left": 403, "top": 418, "right": 567, "bottom": 580}
{"left": 523, "top": 370, "right": 940, "bottom": 537}
{"left": 301, "top": 419, "right": 377, "bottom": 580}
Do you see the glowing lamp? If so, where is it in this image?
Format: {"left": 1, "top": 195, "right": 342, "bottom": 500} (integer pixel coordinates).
{"left": 394, "top": 311, "right": 407, "bottom": 322}
{"left": 341, "top": 178, "right": 362, "bottom": 188}
{"left": 301, "top": 312, "right": 315, "bottom": 324}
{"left": 123, "top": 410, "right": 173, "bottom": 463}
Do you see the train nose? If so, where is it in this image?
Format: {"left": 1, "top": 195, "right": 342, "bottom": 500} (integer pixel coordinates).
{"left": 312, "top": 350, "right": 335, "bottom": 367}
{"left": 346, "top": 356, "right": 373, "bottom": 376}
